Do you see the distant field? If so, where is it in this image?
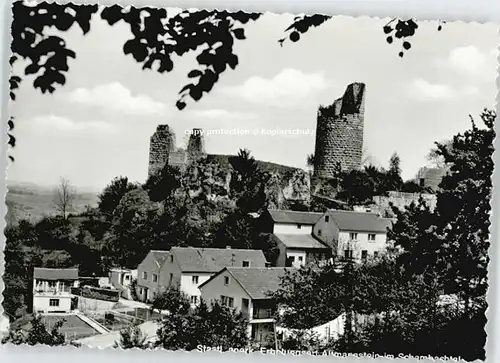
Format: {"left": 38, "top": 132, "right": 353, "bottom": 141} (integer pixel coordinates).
{"left": 5, "top": 181, "right": 99, "bottom": 224}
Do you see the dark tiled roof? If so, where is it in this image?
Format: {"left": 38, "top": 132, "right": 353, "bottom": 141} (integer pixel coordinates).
{"left": 150, "top": 250, "right": 169, "bottom": 266}
{"left": 274, "top": 234, "right": 329, "bottom": 250}
{"left": 170, "top": 247, "right": 267, "bottom": 273}
{"left": 267, "top": 210, "right": 323, "bottom": 225}
{"left": 33, "top": 267, "right": 78, "bottom": 280}
{"left": 226, "top": 267, "right": 293, "bottom": 299}
{"left": 328, "top": 210, "right": 393, "bottom": 233}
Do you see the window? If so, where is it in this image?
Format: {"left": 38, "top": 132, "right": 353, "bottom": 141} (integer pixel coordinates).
{"left": 242, "top": 260, "right": 250, "bottom": 267}
{"left": 289, "top": 256, "right": 295, "bottom": 262}
{"left": 139, "top": 288, "right": 144, "bottom": 295}
{"left": 298, "top": 256, "right": 303, "bottom": 262}
{"left": 297, "top": 224, "right": 302, "bottom": 229}
{"left": 224, "top": 276, "right": 230, "bottom": 285}
{"left": 190, "top": 295, "right": 199, "bottom": 304}
{"left": 49, "top": 299, "right": 60, "bottom": 307}
{"left": 361, "top": 250, "right": 368, "bottom": 261}
{"left": 152, "top": 291, "right": 156, "bottom": 299}
{"left": 143, "top": 271, "right": 148, "bottom": 280}
{"left": 152, "top": 274, "right": 158, "bottom": 282}
{"left": 419, "top": 178, "right": 425, "bottom": 187}
{"left": 221, "top": 296, "right": 234, "bottom": 308}
{"left": 368, "top": 234, "right": 376, "bottom": 242}
{"left": 125, "top": 275, "right": 130, "bottom": 281}
{"left": 374, "top": 251, "right": 379, "bottom": 258}
{"left": 318, "top": 229, "right": 322, "bottom": 236}
{"left": 169, "top": 273, "right": 173, "bottom": 286}
{"left": 325, "top": 215, "right": 329, "bottom": 223}
{"left": 349, "top": 232, "right": 358, "bottom": 241}
{"left": 344, "top": 250, "right": 353, "bottom": 259}
{"left": 192, "top": 276, "right": 199, "bottom": 284}
{"left": 170, "top": 255, "right": 174, "bottom": 263}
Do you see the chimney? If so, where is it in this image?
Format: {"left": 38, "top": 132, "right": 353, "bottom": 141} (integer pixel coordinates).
{"left": 226, "top": 246, "right": 231, "bottom": 249}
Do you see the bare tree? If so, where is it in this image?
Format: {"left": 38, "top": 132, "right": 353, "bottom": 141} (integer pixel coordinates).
{"left": 54, "top": 177, "right": 75, "bottom": 219}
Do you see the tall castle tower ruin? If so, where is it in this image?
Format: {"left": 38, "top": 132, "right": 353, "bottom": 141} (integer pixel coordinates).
{"left": 148, "top": 125, "right": 176, "bottom": 177}
{"left": 313, "top": 82, "right": 366, "bottom": 178}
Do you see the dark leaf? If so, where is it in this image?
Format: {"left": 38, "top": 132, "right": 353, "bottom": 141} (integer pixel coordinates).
{"left": 176, "top": 100, "right": 186, "bottom": 110}
{"left": 227, "top": 54, "right": 238, "bottom": 70}
{"left": 188, "top": 70, "right": 202, "bottom": 78}
{"left": 290, "top": 31, "right": 300, "bottom": 42}
{"left": 233, "top": 28, "right": 245, "bottom": 40}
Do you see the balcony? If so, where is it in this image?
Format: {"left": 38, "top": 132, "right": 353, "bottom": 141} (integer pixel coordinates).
{"left": 34, "top": 287, "right": 72, "bottom": 296}
{"left": 252, "top": 307, "right": 275, "bottom": 320}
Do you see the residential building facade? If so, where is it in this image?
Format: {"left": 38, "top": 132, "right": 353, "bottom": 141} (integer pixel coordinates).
{"left": 136, "top": 250, "right": 170, "bottom": 303}
{"left": 159, "top": 247, "right": 268, "bottom": 307}
{"left": 274, "top": 234, "right": 331, "bottom": 268}
{"left": 109, "top": 268, "right": 137, "bottom": 299}
{"left": 33, "top": 267, "right": 79, "bottom": 313}
{"left": 313, "top": 210, "right": 394, "bottom": 262}
{"left": 199, "top": 267, "right": 291, "bottom": 348}
{"left": 260, "top": 209, "right": 323, "bottom": 235}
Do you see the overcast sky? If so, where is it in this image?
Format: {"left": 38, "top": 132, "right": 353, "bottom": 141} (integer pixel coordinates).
{"left": 7, "top": 9, "right": 498, "bottom": 192}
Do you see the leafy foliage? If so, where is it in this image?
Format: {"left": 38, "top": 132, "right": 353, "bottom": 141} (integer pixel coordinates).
{"left": 114, "top": 325, "right": 148, "bottom": 349}
{"left": 2, "top": 314, "right": 66, "bottom": 346}
{"left": 98, "top": 176, "right": 138, "bottom": 219}
{"left": 155, "top": 299, "right": 248, "bottom": 351}
{"left": 100, "top": 6, "right": 261, "bottom": 110}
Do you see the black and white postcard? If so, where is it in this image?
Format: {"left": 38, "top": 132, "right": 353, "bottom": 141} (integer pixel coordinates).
{"left": 2, "top": 2, "right": 498, "bottom": 362}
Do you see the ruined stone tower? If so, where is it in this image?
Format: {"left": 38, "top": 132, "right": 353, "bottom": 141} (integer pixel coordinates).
{"left": 187, "top": 128, "right": 206, "bottom": 163}
{"left": 148, "top": 124, "right": 176, "bottom": 178}
{"left": 313, "top": 82, "right": 366, "bottom": 178}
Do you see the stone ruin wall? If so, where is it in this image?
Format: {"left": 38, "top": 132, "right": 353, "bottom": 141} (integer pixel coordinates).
{"left": 148, "top": 125, "right": 176, "bottom": 178}
{"left": 313, "top": 82, "right": 366, "bottom": 179}
{"left": 148, "top": 125, "right": 207, "bottom": 178}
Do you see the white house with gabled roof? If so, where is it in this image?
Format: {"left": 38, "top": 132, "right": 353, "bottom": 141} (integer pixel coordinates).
{"left": 312, "top": 210, "right": 394, "bottom": 262}
{"left": 160, "top": 247, "right": 268, "bottom": 307}
{"left": 198, "top": 266, "right": 292, "bottom": 348}
{"left": 33, "top": 267, "right": 79, "bottom": 313}
{"left": 261, "top": 209, "right": 324, "bottom": 235}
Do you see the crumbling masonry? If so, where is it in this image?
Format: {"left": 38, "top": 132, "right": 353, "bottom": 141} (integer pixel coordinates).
{"left": 313, "top": 82, "right": 366, "bottom": 178}
{"left": 148, "top": 126, "right": 207, "bottom": 178}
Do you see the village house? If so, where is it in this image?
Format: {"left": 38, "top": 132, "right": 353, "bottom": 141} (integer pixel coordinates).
{"left": 199, "top": 266, "right": 292, "bottom": 348}
{"left": 136, "top": 250, "right": 170, "bottom": 302}
{"left": 135, "top": 247, "right": 268, "bottom": 306}
{"left": 273, "top": 234, "right": 331, "bottom": 268}
{"left": 312, "top": 210, "right": 394, "bottom": 262}
{"left": 259, "top": 209, "right": 324, "bottom": 235}
{"left": 109, "top": 268, "right": 137, "bottom": 299}
{"left": 159, "top": 247, "right": 268, "bottom": 306}
{"left": 32, "top": 267, "right": 79, "bottom": 313}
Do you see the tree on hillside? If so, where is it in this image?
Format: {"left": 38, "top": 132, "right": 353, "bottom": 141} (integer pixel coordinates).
{"left": 143, "top": 165, "right": 182, "bottom": 202}
{"left": 98, "top": 176, "right": 138, "bottom": 219}
{"left": 9, "top": 2, "right": 445, "bottom": 160}
{"left": 53, "top": 177, "right": 75, "bottom": 219}
{"left": 229, "top": 149, "right": 269, "bottom": 213}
